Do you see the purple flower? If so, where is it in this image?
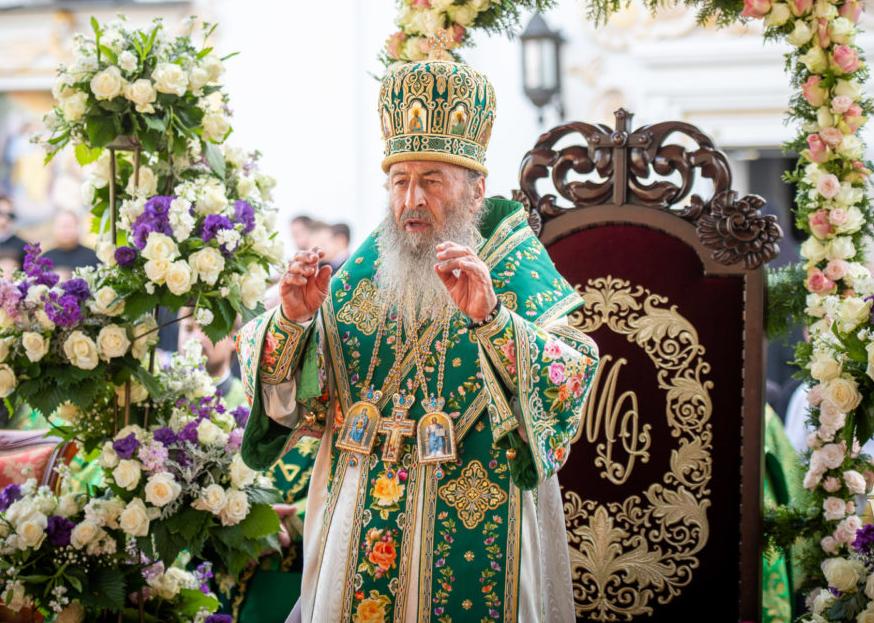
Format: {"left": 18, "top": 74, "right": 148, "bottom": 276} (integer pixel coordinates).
{"left": 232, "top": 406, "right": 250, "bottom": 427}
{"left": 115, "top": 246, "right": 137, "bottom": 267}
{"left": 434, "top": 608, "right": 444, "bottom": 616}
{"left": 852, "top": 523, "right": 874, "bottom": 553}
{"left": 234, "top": 200, "right": 255, "bottom": 234}
{"left": 152, "top": 427, "right": 178, "bottom": 446}
{"left": 112, "top": 433, "right": 140, "bottom": 460}
{"left": 61, "top": 278, "right": 90, "bottom": 302}
{"left": 195, "top": 562, "right": 214, "bottom": 594}
{"left": 227, "top": 428, "right": 243, "bottom": 451}
{"left": 23, "top": 244, "right": 59, "bottom": 287}
{"left": 179, "top": 420, "right": 199, "bottom": 443}
{"left": 45, "top": 292, "right": 82, "bottom": 328}
{"left": 0, "top": 279, "right": 22, "bottom": 319}
{"left": 138, "top": 441, "right": 169, "bottom": 473}
{"left": 0, "top": 483, "right": 22, "bottom": 511}
{"left": 132, "top": 196, "right": 174, "bottom": 249}
{"left": 142, "top": 561, "right": 165, "bottom": 582}
{"left": 200, "top": 214, "right": 233, "bottom": 243}
{"left": 46, "top": 515, "right": 75, "bottom": 547}
{"left": 205, "top": 616, "right": 232, "bottom": 623}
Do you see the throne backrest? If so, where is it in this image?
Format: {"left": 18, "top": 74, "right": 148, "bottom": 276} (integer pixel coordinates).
{"left": 513, "top": 109, "right": 781, "bottom": 622}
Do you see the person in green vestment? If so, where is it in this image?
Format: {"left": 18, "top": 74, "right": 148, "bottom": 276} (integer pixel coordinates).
{"left": 236, "top": 58, "right": 600, "bottom": 623}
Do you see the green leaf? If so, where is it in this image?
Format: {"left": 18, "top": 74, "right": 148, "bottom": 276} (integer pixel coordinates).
{"left": 99, "top": 44, "right": 118, "bottom": 65}
{"left": 150, "top": 519, "right": 189, "bottom": 566}
{"left": 158, "top": 289, "right": 188, "bottom": 312}
{"left": 240, "top": 503, "right": 280, "bottom": 539}
{"left": 204, "top": 141, "right": 226, "bottom": 180}
{"left": 858, "top": 397, "right": 874, "bottom": 446}
{"left": 176, "top": 588, "right": 219, "bottom": 617}
{"left": 74, "top": 143, "right": 103, "bottom": 166}
{"left": 131, "top": 364, "right": 162, "bottom": 398}
{"left": 85, "top": 115, "right": 117, "bottom": 148}
{"left": 122, "top": 292, "right": 157, "bottom": 321}
{"left": 143, "top": 114, "right": 167, "bottom": 133}
{"left": 196, "top": 46, "right": 214, "bottom": 60}
{"left": 83, "top": 566, "right": 126, "bottom": 611}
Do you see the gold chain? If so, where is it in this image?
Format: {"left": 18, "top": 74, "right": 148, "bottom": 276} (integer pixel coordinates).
{"left": 359, "top": 299, "right": 409, "bottom": 397}
{"left": 406, "top": 308, "right": 453, "bottom": 402}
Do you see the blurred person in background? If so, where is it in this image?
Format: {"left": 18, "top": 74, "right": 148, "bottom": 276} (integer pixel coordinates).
{"left": 329, "top": 222, "right": 351, "bottom": 271}
{"left": 307, "top": 221, "right": 335, "bottom": 268}
{"left": 290, "top": 215, "right": 313, "bottom": 251}
{"left": 177, "top": 309, "right": 244, "bottom": 408}
{"left": 0, "top": 195, "right": 27, "bottom": 274}
{"left": 43, "top": 209, "right": 96, "bottom": 281}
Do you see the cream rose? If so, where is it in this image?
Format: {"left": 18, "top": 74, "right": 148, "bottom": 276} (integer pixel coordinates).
{"left": 0, "top": 337, "right": 11, "bottom": 363}
{"left": 801, "top": 237, "right": 828, "bottom": 263}
{"left": 126, "top": 166, "right": 157, "bottom": 197}
{"left": 99, "top": 441, "right": 119, "bottom": 469}
{"left": 193, "top": 484, "right": 227, "bottom": 514}
{"left": 827, "top": 236, "right": 856, "bottom": 261}
{"left": 844, "top": 469, "right": 868, "bottom": 494}
{"left": 144, "top": 472, "right": 182, "bottom": 507}
{"left": 70, "top": 520, "right": 100, "bottom": 549}
{"left": 118, "top": 498, "right": 151, "bottom": 537}
{"left": 90, "top": 65, "right": 125, "bottom": 101}
{"left": 447, "top": 4, "right": 478, "bottom": 26}
{"left": 837, "top": 296, "right": 872, "bottom": 332}
{"left": 21, "top": 332, "right": 48, "bottom": 363}
{"left": 201, "top": 54, "right": 224, "bottom": 82}
{"left": 219, "top": 489, "right": 250, "bottom": 526}
{"left": 202, "top": 111, "right": 230, "bottom": 142}
{"left": 0, "top": 363, "right": 18, "bottom": 398}
{"left": 859, "top": 608, "right": 874, "bottom": 623}
{"left": 56, "top": 602, "right": 85, "bottom": 623}
{"left": 63, "top": 331, "right": 99, "bottom": 370}
{"left": 230, "top": 454, "right": 257, "bottom": 489}
{"left": 810, "top": 352, "right": 841, "bottom": 382}
{"left": 765, "top": 2, "right": 792, "bottom": 25}
{"left": 189, "top": 247, "right": 225, "bottom": 286}
{"left": 188, "top": 66, "right": 210, "bottom": 94}
{"left": 142, "top": 232, "right": 179, "bottom": 263}
{"left": 236, "top": 175, "right": 256, "bottom": 199}
{"left": 240, "top": 264, "right": 268, "bottom": 310}
{"left": 838, "top": 134, "right": 864, "bottom": 159}
{"left": 91, "top": 285, "right": 125, "bottom": 316}
{"left": 824, "top": 376, "right": 862, "bottom": 413}
{"left": 112, "top": 459, "right": 141, "bottom": 491}
{"left": 823, "top": 496, "right": 847, "bottom": 520}
{"left": 196, "top": 182, "right": 228, "bottom": 215}
{"left": 152, "top": 62, "right": 188, "bottom": 96}
{"left": 823, "top": 557, "right": 864, "bottom": 591}
{"left": 197, "top": 419, "right": 228, "bottom": 447}
{"left": 835, "top": 79, "right": 862, "bottom": 100}
{"left": 61, "top": 92, "right": 89, "bottom": 122}
{"left": 94, "top": 324, "right": 129, "bottom": 361}
{"left": 124, "top": 79, "right": 157, "bottom": 114}
{"left": 131, "top": 316, "right": 159, "bottom": 360}
{"left": 165, "top": 260, "right": 194, "bottom": 296}
{"left": 144, "top": 258, "right": 170, "bottom": 285}
{"left": 16, "top": 513, "right": 47, "bottom": 549}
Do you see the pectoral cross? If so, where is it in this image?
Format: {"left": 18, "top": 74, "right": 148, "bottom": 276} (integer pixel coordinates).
{"left": 378, "top": 393, "right": 416, "bottom": 463}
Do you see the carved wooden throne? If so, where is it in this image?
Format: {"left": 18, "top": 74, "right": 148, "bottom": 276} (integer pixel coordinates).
{"left": 513, "top": 109, "right": 781, "bottom": 622}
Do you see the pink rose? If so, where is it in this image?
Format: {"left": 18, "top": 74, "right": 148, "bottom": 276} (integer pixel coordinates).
{"left": 843, "top": 469, "right": 868, "bottom": 494}
{"left": 790, "top": 0, "right": 813, "bottom": 15}
{"left": 820, "top": 400, "right": 847, "bottom": 428}
{"left": 451, "top": 24, "right": 465, "bottom": 43}
{"left": 824, "top": 258, "right": 850, "bottom": 281}
{"left": 828, "top": 209, "right": 850, "bottom": 227}
{"left": 832, "top": 95, "right": 854, "bottom": 114}
{"left": 816, "top": 173, "right": 841, "bottom": 199}
{"left": 385, "top": 32, "right": 406, "bottom": 59}
{"left": 808, "top": 384, "right": 825, "bottom": 406}
{"left": 741, "top": 0, "right": 772, "bottom": 17}
{"left": 804, "top": 468, "right": 824, "bottom": 490}
{"left": 824, "top": 496, "right": 847, "bottom": 520}
{"left": 835, "top": 515, "right": 862, "bottom": 543}
{"left": 820, "top": 126, "right": 844, "bottom": 147}
{"left": 807, "top": 268, "right": 836, "bottom": 294}
{"left": 808, "top": 209, "right": 833, "bottom": 238}
{"left": 840, "top": 0, "right": 863, "bottom": 23}
{"left": 548, "top": 362, "right": 566, "bottom": 385}
{"left": 802, "top": 75, "right": 827, "bottom": 107}
{"left": 821, "top": 535, "right": 839, "bottom": 554}
{"left": 823, "top": 476, "right": 842, "bottom": 492}
{"left": 816, "top": 18, "right": 831, "bottom": 48}
{"left": 844, "top": 104, "right": 865, "bottom": 132}
{"left": 806, "top": 134, "right": 830, "bottom": 163}
{"left": 411, "top": 0, "right": 431, "bottom": 6}
{"left": 820, "top": 442, "right": 847, "bottom": 469}
{"left": 833, "top": 45, "right": 862, "bottom": 74}
{"left": 543, "top": 339, "right": 563, "bottom": 360}
{"left": 847, "top": 501, "right": 856, "bottom": 514}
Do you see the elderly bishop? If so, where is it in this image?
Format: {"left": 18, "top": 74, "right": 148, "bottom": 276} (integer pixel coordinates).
{"left": 236, "top": 59, "right": 599, "bottom": 623}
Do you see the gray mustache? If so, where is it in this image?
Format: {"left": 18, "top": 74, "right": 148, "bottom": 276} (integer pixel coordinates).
{"left": 401, "top": 209, "right": 433, "bottom": 224}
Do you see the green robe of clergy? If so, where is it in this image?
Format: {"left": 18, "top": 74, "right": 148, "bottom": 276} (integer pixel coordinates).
{"left": 236, "top": 198, "right": 599, "bottom": 623}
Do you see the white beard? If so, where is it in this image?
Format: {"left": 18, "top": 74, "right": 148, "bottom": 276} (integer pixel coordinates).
{"left": 375, "top": 201, "right": 482, "bottom": 326}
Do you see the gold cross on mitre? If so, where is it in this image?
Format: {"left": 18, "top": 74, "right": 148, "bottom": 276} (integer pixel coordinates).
{"left": 425, "top": 28, "right": 455, "bottom": 61}
{"left": 378, "top": 393, "right": 416, "bottom": 463}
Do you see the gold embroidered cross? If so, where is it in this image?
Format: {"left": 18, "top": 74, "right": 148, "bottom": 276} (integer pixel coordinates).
{"left": 378, "top": 393, "right": 416, "bottom": 463}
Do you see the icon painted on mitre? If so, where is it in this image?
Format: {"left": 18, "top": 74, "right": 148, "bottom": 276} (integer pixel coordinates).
{"left": 417, "top": 410, "right": 456, "bottom": 464}
{"left": 448, "top": 105, "right": 468, "bottom": 136}
{"left": 381, "top": 109, "right": 393, "bottom": 139}
{"left": 336, "top": 400, "right": 380, "bottom": 455}
{"left": 406, "top": 101, "right": 426, "bottom": 133}
{"left": 477, "top": 116, "right": 493, "bottom": 145}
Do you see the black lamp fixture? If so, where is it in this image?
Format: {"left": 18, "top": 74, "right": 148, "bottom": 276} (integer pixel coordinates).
{"left": 519, "top": 12, "right": 565, "bottom": 125}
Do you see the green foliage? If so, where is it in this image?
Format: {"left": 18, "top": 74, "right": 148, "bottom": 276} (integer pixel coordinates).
{"left": 765, "top": 262, "right": 807, "bottom": 340}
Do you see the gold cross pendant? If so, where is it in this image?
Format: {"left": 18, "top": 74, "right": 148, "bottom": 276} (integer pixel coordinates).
{"left": 378, "top": 393, "right": 416, "bottom": 463}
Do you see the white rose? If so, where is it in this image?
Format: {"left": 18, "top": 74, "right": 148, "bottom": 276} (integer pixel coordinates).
{"left": 24, "top": 284, "right": 48, "bottom": 305}
{"left": 202, "top": 111, "right": 230, "bottom": 143}
{"left": 196, "top": 182, "right": 228, "bottom": 215}
{"left": 240, "top": 264, "right": 268, "bottom": 310}
{"left": 118, "top": 50, "right": 138, "bottom": 73}
{"left": 836, "top": 206, "right": 865, "bottom": 234}
{"left": 219, "top": 489, "right": 251, "bottom": 526}
{"left": 189, "top": 247, "right": 226, "bottom": 286}
{"left": 152, "top": 63, "right": 188, "bottom": 96}
{"left": 21, "top": 332, "right": 49, "bottom": 363}
{"left": 838, "top": 134, "right": 864, "bottom": 160}
{"left": 188, "top": 66, "right": 210, "bottom": 94}
{"left": 835, "top": 79, "right": 862, "bottom": 100}
{"left": 836, "top": 297, "right": 872, "bottom": 333}
{"left": 865, "top": 573, "right": 874, "bottom": 600}
{"left": 99, "top": 441, "right": 119, "bottom": 468}
{"left": 165, "top": 260, "right": 194, "bottom": 296}
{"left": 126, "top": 166, "right": 158, "bottom": 197}
{"left": 197, "top": 419, "right": 228, "bottom": 447}
{"left": 810, "top": 352, "right": 841, "bottom": 382}
{"left": 94, "top": 239, "right": 116, "bottom": 267}
{"left": 0, "top": 337, "right": 11, "bottom": 364}
{"left": 765, "top": 2, "right": 792, "bottom": 25}
{"left": 112, "top": 459, "right": 141, "bottom": 491}
{"left": 828, "top": 236, "right": 856, "bottom": 261}
{"left": 867, "top": 341, "right": 874, "bottom": 382}
{"left": 818, "top": 442, "right": 847, "bottom": 469}
{"left": 90, "top": 66, "right": 125, "bottom": 101}
{"left": 801, "top": 237, "right": 828, "bottom": 264}
{"left": 141, "top": 232, "right": 179, "bottom": 262}
{"left": 56, "top": 601, "right": 85, "bottom": 623}
{"left": 844, "top": 469, "right": 868, "bottom": 494}
{"left": 447, "top": 4, "right": 478, "bottom": 26}
{"left": 835, "top": 182, "right": 864, "bottom": 207}
{"left": 824, "top": 376, "right": 862, "bottom": 413}
{"left": 63, "top": 331, "right": 99, "bottom": 370}
{"left": 97, "top": 324, "right": 130, "bottom": 361}
{"left": 149, "top": 570, "right": 181, "bottom": 600}
{"left": 16, "top": 513, "right": 47, "bottom": 549}
{"left": 195, "top": 307, "right": 214, "bottom": 326}
{"left": 60, "top": 92, "right": 89, "bottom": 122}
{"left": 131, "top": 316, "right": 159, "bottom": 359}
{"left": 115, "top": 380, "right": 148, "bottom": 406}
{"left": 236, "top": 175, "right": 256, "bottom": 199}
{"left": 144, "top": 472, "right": 181, "bottom": 507}
{"left": 788, "top": 20, "right": 814, "bottom": 46}
{"left": 3, "top": 582, "right": 27, "bottom": 612}
{"left": 230, "top": 454, "right": 257, "bottom": 489}
{"left": 0, "top": 363, "right": 18, "bottom": 398}
{"left": 123, "top": 79, "right": 157, "bottom": 114}
{"left": 144, "top": 258, "right": 170, "bottom": 285}
{"left": 823, "top": 557, "right": 863, "bottom": 591}
{"left": 118, "top": 498, "right": 151, "bottom": 537}
{"left": 201, "top": 54, "right": 224, "bottom": 82}
{"left": 56, "top": 493, "right": 79, "bottom": 518}
{"left": 859, "top": 607, "right": 874, "bottom": 623}
{"left": 70, "top": 519, "right": 100, "bottom": 549}
{"left": 823, "top": 495, "right": 847, "bottom": 520}
{"left": 193, "top": 484, "right": 227, "bottom": 515}
{"left": 91, "top": 285, "right": 125, "bottom": 317}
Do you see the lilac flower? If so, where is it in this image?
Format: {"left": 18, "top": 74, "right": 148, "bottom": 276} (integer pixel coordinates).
{"left": 23, "top": 244, "right": 59, "bottom": 287}
{"left": 853, "top": 523, "right": 874, "bottom": 553}
{"left": 112, "top": 433, "right": 140, "bottom": 460}
{"left": 205, "top": 616, "right": 232, "bottom": 623}
{"left": 138, "top": 441, "right": 169, "bottom": 472}
{"left": 115, "top": 246, "right": 137, "bottom": 267}
{"left": 178, "top": 420, "right": 199, "bottom": 443}
{"left": 227, "top": 428, "right": 243, "bottom": 451}
{"left": 45, "top": 292, "right": 82, "bottom": 328}
{"left": 232, "top": 406, "right": 250, "bottom": 427}
{"left": 46, "top": 515, "right": 75, "bottom": 547}
{"left": 152, "top": 427, "right": 178, "bottom": 446}
{"left": 194, "top": 562, "right": 214, "bottom": 594}
{"left": 142, "top": 561, "right": 164, "bottom": 582}
{"left": 201, "top": 214, "right": 233, "bottom": 243}
{"left": 0, "top": 279, "right": 22, "bottom": 319}
{"left": 61, "top": 278, "right": 90, "bottom": 302}
{"left": 132, "top": 196, "right": 174, "bottom": 249}
{"left": 234, "top": 200, "right": 255, "bottom": 234}
{"left": 0, "top": 483, "right": 22, "bottom": 511}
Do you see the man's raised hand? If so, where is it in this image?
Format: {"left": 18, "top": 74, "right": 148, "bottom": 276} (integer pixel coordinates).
{"left": 280, "top": 247, "right": 332, "bottom": 323}
{"left": 434, "top": 241, "right": 497, "bottom": 323}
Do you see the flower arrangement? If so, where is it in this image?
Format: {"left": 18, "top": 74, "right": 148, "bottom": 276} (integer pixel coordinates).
{"left": 383, "top": 0, "right": 557, "bottom": 63}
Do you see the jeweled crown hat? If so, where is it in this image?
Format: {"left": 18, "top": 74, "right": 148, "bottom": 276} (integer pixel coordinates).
{"left": 378, "top": 59, "right": 496, "bottom": 176}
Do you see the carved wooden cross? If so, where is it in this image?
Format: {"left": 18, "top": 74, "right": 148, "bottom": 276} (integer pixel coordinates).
{"left": 378, "top": 393, "right": 416, "bottom": 463}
